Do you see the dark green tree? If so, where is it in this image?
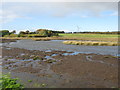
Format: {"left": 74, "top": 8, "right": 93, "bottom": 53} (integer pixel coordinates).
{"left": 11, "top": 30, "right": 16, "bottom": 34}
{"left": 25, "top": 30, "right": 30, "bottom": 34}
{"left": 0, "top": 30, "right": 10, "bottom": 37}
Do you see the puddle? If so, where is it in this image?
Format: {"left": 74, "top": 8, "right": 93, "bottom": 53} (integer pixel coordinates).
{"left": 62, "top": 51, "right": 96, "bottom": 56}
{"left": 6, "top": 48, "right": 11, "bottom": 50}
{"left": 62, "top": 52, "right": 80, "bottom": 56}
{"left": 62, "top": 53, "right": 70, "bottom": 56}
{"left": 9, "top": 42, "right": 16, "bottom": 45}
{"left": 3, "top": 58, "right": 39, "bottom": 70}
{"left": 45, "top": 56, "right": 55, "bottom": 60}
{"left": 20, "top": 59, "right": 34, "bottom": 62}
{"left": 69, "top": 52, "right": 80, "bottom": 55}
{"left": 45, "top": 50, "right": 52, "bottom": 52}
{"left": 20, "top": 53, "right": 25, "bottom": 56}
{"left": 51, "top": 54, "right": 58, "bottom": 57}
{"left": 0, "top": 43, "right": 2, "bottom": 46}
{"left": 3, "top": 55, "right": 59, "bottom": 71}
{"left": 116, "top": 54, "right": 120, "bottom": 57}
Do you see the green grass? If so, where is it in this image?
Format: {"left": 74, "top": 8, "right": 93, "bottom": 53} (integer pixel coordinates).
{"left": 28, "top": 80, "right": 32, "bottom": 82}
{"left": 1, "top": 33, "right": 119, "bottom": 42}
{"left": 59, "top": 33, "right": 119, "bottom": 38}
{"left": 0, "top": 74, "right": 24, "bottom": 89}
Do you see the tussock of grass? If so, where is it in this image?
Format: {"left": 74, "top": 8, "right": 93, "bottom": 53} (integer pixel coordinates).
{"left": 91, "top": 42, "right": 99, "bottom": 46}
{"left": 99, "top": 42, "right": 108, "bottom": 46}
{"left": 63, "top": 41, "right": 119, "bottom": 46}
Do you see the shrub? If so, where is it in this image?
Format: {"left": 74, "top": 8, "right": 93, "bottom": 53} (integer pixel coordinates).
{"left": 63, "top": 41, "right": 70, "bottom": 44}
{"left": 36, "top": 29, "right": 59, "bottom": 37}
{"left": 79, "top": 42, "right": 84, "bottom": 45}
{"left": 99, "top": 42, "right": 108, "bottom": 46}
{"left": 0, "top": 30, "right": 10, "bottom": 37}
{"left": 83, "top": 42, "right": 92, "bottom": 45}
{"left": 91, "top": 42, "right": 99, "bottom": 46}
{"left": 0, "top": 74, "right": 24, "bottom": 89}
{"left": 74, "top": 42, "right": 80, "bottom": 45}
{"left": 4, "top": 35, "right": 10, "bottom": 37}
{"left": 18, "top": 34, "right": 26, "bottom": 37}
{"left": 9, "top": 34, "right": 18, "bottom": 37}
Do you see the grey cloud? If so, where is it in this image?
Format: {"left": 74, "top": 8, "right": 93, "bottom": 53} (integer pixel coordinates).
{"left": 2, "top": 0, "right": 120, "bottom": 2}
{"left": 50, "top": 2, "right": 118, "bottom": 17}
{"left": 1, "top": 2, "right": 118, "bottom": 23}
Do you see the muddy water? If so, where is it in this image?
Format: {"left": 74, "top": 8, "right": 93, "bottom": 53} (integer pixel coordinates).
{"left": 3, "top": 39, "right": 118, "bottom": 56}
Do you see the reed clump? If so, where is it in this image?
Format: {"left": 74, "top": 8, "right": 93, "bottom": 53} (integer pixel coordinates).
{"left": 63, "top": 41, "right": 119, "bottom": 46}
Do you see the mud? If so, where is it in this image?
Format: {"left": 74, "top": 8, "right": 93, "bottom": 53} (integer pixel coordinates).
{"left": 1, "top": 39, "right": 17, "bottom": 43}
{"left": 1, "top": 45, "right": 118, "bottom": 88}
{"left": 51, "top": 54, "right": 118, "bottom": 88}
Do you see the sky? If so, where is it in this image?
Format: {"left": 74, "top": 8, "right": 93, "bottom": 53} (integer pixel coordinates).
{"left": 0, "top": 1, "right": 119, "bottom": 33}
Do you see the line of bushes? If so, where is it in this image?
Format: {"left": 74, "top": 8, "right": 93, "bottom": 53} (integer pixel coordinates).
{"left": 0, "top": 30, "right": 17, "bottom": 37}
{"left": 0, "top": 29, "right": 59, "bottom": 37}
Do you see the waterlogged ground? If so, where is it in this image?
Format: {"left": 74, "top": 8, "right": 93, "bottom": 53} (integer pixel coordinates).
{"left": 1, "top": 39, "right": 119, "bottom": 88}
{"left": 3, "top": 39, "right": 118, "bottom": 56}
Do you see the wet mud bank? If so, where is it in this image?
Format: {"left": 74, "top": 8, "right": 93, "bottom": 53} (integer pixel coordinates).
{"left": 1, "top": 45, "right": 118, "bottom": 88}
{"left": 1, "top": 39, "right": 18, "bottom": 43}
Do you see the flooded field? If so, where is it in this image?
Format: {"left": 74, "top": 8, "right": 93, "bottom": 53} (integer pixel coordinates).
{"left": 1, "top": 39, "right": 119, "bottom": 88}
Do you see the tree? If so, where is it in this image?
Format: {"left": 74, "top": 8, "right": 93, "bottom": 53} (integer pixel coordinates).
{"left": 36, "top": 29, "right": 48, "bottom": 36}
{"left": 25, "top": 30, "right": 29, "bottom": 34}
{"left": 29, "top": 32, "right": 36, "bottom": 34}
{"left": 19, "top": 31, "right": 26, "bottom": 35}
{"left": 39, "top": 30, "right": 48, "bottom": 36}
{"left": 11, "top": 30, "right": 16, "bottom": 34}
{"left": 0, "top": 30, "right": 10, "bottom": 37}
{"left": 36, "top": 29, "right": 59, "bottom": 37}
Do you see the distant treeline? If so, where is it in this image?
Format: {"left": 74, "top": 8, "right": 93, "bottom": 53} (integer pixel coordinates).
{"left": 66, "top": 31, "right": 120, "bottom": 34}
{"left": 0, "top": 29, "right": 62, "bottom": 37}
{"left": 0, "top": 29, "right": 119, "bottom": 37}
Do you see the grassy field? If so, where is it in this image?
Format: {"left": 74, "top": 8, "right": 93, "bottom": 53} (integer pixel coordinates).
{"left": 59, "top": 33, "right": 119, "bottom": 38}
{"left": 1, "top": 33, "right": 119, "bottom": 42}
{"left": 58, "top": 33, "right": 119, "bottom": 42}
